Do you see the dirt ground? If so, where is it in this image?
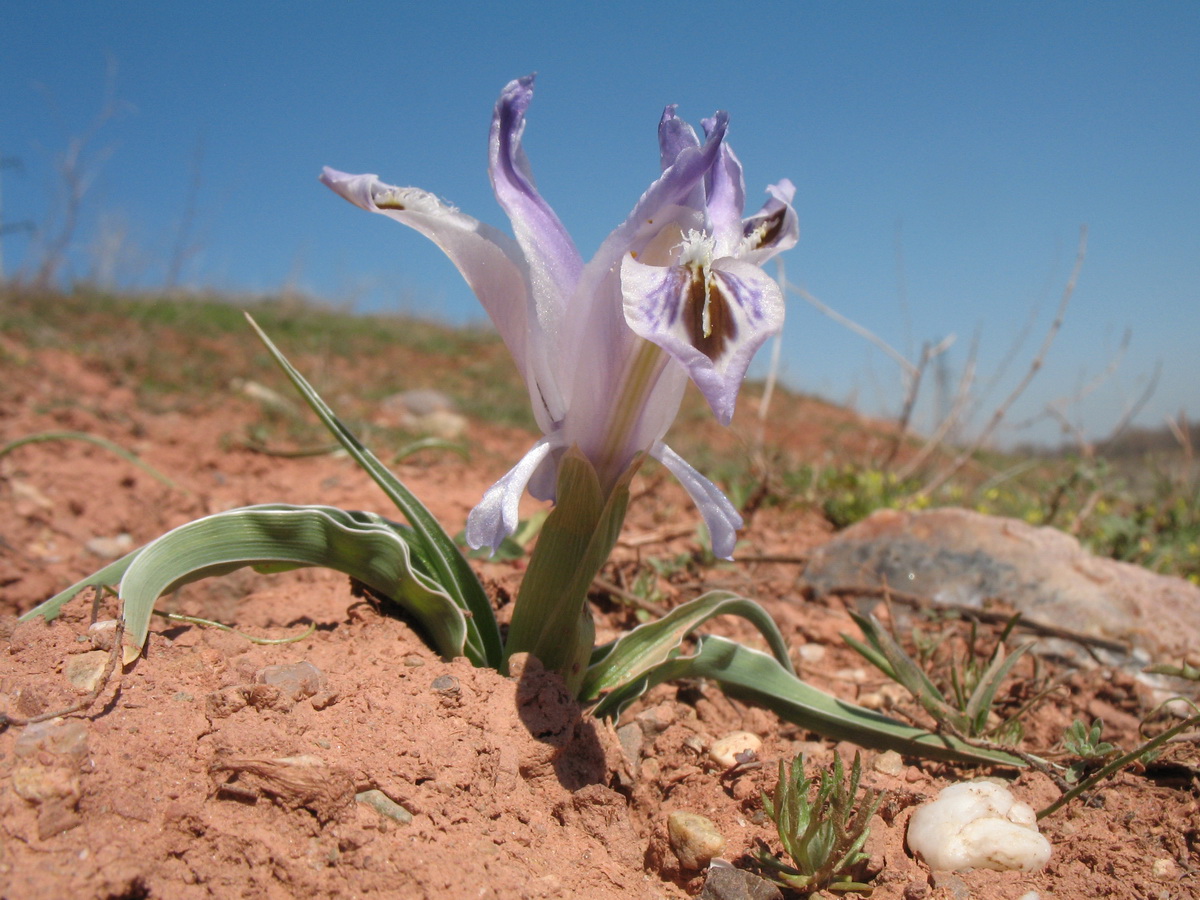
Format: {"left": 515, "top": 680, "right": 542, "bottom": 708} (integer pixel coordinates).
{"left": 1, "top": 296, "right": 1197, "bottom": 899}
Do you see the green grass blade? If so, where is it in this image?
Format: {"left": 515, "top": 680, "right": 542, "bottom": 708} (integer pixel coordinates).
{"left": 965, "top": 641, "right": 1034, "bottom": 733}
{"left": 0, "top": 430, "right": 192, "bottom": 495}
{"left": 243, "top": 314, "right": 501, "bottom": 667}
{"left": 593, "top": 634, "right": 1021, "bottom": 767}
{"left": 580, "top": 590, "right": 793, "bottom": 700}
{"left": 116, "top": 504, "right": 471, "bottom": 662}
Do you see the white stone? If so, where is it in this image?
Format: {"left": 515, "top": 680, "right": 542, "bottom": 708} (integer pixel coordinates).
{"left": 707, "top": 731, "right": 762, "bottom": 769}
{"left": 907, "top": 781, "right": 1051, "bottom": 872}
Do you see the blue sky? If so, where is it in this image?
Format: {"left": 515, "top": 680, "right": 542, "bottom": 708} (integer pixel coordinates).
{"left": 2, "top": 2, "right": 1197, "bottom": 446}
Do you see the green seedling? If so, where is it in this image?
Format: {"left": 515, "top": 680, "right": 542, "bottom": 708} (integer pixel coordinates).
{"left": 1061, "top": 718, "right": 1118, "bottom": 783}
{"left": 1040, "top": 704, "right": 1200, "bottom": 819}
{"left": 843, "top": 610, "right": 1034, "bottom": 743}
{"left": 755, "top": 753, "right": 882, "bottom": 894}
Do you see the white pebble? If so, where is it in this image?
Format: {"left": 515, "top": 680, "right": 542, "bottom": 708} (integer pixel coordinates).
{"left": 907, "top": 781, "right": 1051, "bottom": 872}
{"left": 708, "top": 731, "right": 762, "bottom": 769}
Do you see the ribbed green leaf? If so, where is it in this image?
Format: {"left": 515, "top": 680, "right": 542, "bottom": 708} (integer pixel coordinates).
{"left": 580, "top": 590, "right": 793, "bottom": 701}
{"left": 19, "top": 550, "right": 141, "bottom": 623}
{"left": 114, "top": 504, "right": 471, "bottom": 661}
{"left": 591, "top": 634, "right": 1021, "bottom": 767}
{"left": 244, "top": 315, "right": 501, "bottom": 668}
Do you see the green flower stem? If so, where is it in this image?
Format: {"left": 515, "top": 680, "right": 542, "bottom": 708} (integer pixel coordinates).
{"left": 504, "top": 448, "right": 637, "bottom": 694}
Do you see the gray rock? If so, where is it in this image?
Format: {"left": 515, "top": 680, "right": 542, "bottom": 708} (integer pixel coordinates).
{"left": 802, "top": 508, "right": 1200, "bottom": 664}
{"left": 699, "top": 862, "right": 784, "bottom": 900}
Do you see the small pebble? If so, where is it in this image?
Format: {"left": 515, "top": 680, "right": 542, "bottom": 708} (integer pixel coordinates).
{"left": 64, "top": 651, "right": 110, "bottom": 693}
{"left": 635, "top": 702, "right": 677, "bottom": 736}
{"left": 85, "top": 534, "right": 135, "bottom": 559}
{"left": 796, "top": 643, "right": 826, "bottom": 664}
{"left": 667, "top": 811, "right": 726, "bottom": 870}
{"left": 873, "top": 749, "right": 905, "bottom": 777}
{"left": 1151, "top": 858, "right": 1177, "bottom": 880}
{"left": 356, "top": 789, "right": 413, "bottom": 824}
{"left": 431, "top": 674, "right": 459, "bottom": 694}
{"left": 708, "top": 731, "right": 762, "bottom": 769}
{"left": 617, "top": 722, "right": 644, "bottom": 767}
{"left": 255, "top": 661, "right": 323, "bottom": 701}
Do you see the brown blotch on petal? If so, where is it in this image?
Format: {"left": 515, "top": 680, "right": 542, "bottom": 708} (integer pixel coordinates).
{"left": 684, "top": 270, "right": 737, "bottom": 362}
{"left": 745, "top": 206, "right": 786, "bottom": 250}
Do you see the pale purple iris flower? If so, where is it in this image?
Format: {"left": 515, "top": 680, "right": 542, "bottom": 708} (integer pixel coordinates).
{"left": 321, "top": 76, "right": 797, "bottom": 559}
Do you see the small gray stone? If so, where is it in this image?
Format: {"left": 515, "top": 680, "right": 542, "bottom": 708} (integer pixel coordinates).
{"left": 668, "top": 811, "right": 726, "bottom": 870}
{"left": 617, "top": 722, "right": 644, "bottom": 768}
{"left": 699, "top": 863, "right": 784, "bottom": 900}
{"left": 356, "top": 789, "right": 413, "bottom": 824}
{"left": 431, "top": 674, "right": 460, "bottom": 694}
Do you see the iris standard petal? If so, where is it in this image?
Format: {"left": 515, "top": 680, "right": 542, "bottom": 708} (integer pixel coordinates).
{"left": 651, "top": 442, "right": 743, "bottom": 560}
{"left": 706, "top": 141, "right": 748, "bottom": 257}
{"left": 465, "top": 437, "right": 557, "bottom": 551}
{"left": 490, "top": 77, "right": 583, "bottom": 328}
{"left": 658, "top": 106, "right": 701, "bottom": 171}
{"left": 621, "top": 254, "right": 784, "bottom": 425}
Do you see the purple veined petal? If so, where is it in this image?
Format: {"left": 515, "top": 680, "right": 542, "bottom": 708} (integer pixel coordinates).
{"left": 465, "top": 437, "right": 559, "bottom": 552}
{"left": 650, "top": 442, "right": 743, "bottom": 560}
{"left": 740, "top": 179, "right": 799, "bottom": 266}
{"left": 489, "top": 77, "right": 583, "bottom": 344}
{"left": 705, "top": 140, "right": 748, "bottom": 257}
{"left": 556, "top": 112, "right": 729, "bottom": 421}
{"left": 621, "top": 254, "right": 784, "bottom": 426}
{"left": 320, "top": 167, "right": 561, "bottom": 432}
{"left": 658, "top": 105, "right": 700, "bottom": 171}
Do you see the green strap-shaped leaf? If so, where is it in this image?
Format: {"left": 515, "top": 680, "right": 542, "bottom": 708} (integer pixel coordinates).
{"left": 244, "top": 315, "right": 501, "bottom": 668}
{"left": 580, "top": 590, "right": 794, "bottom": 701}
{"left": 113, "top": 504, "right": 470, "bottom": 661}
{"left": 19, "top": 550, "right": 141, "bottom": 623}
{"left": 591, "top": 634, "right": 1021, "bottom": 767}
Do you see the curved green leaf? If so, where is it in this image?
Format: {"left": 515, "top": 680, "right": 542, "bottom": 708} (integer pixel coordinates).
{"left": 244, "top": 315, "right": 502, "bottom": 668}
{"left": 19, "top": 550, "right": 141, "bottom": 623}
{"left": 115, "top": 504, "right": 471, "bottom": 662}
{"left": 580, "top": 590, "right": 794, "bottom": 701}
{"left": 591, "top": 634, "right": 1021, "bottom": 767}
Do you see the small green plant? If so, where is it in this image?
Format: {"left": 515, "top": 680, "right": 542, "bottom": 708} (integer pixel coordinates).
{"left": 843, "top": 610, "right": 1035, "bottom": 743}
{"left": 1061, "top": 718, "right": 1118, "bottom": 783}
{"left": 755, "top": 753, "right": 882, "bottom": 894}
{"left": 1039, "top": 703, "right": 1200, "bottom": 819}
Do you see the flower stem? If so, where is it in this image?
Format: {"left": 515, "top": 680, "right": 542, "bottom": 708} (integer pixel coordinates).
{"left": 504, "top": 447, "right": 638, "bottom": 694}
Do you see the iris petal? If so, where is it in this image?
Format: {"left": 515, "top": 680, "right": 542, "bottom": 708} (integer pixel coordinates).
{"left": 651, "top": 442, "right": 743, "bottom": 559}
{"left": 621, "top": 255, "right": 784, "bottom": 425}
{"left": 740, "top": 179, "right": 800, "bottom": 265}
{"left": 465, "top": 438, "right": 558, "bottom": 552}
